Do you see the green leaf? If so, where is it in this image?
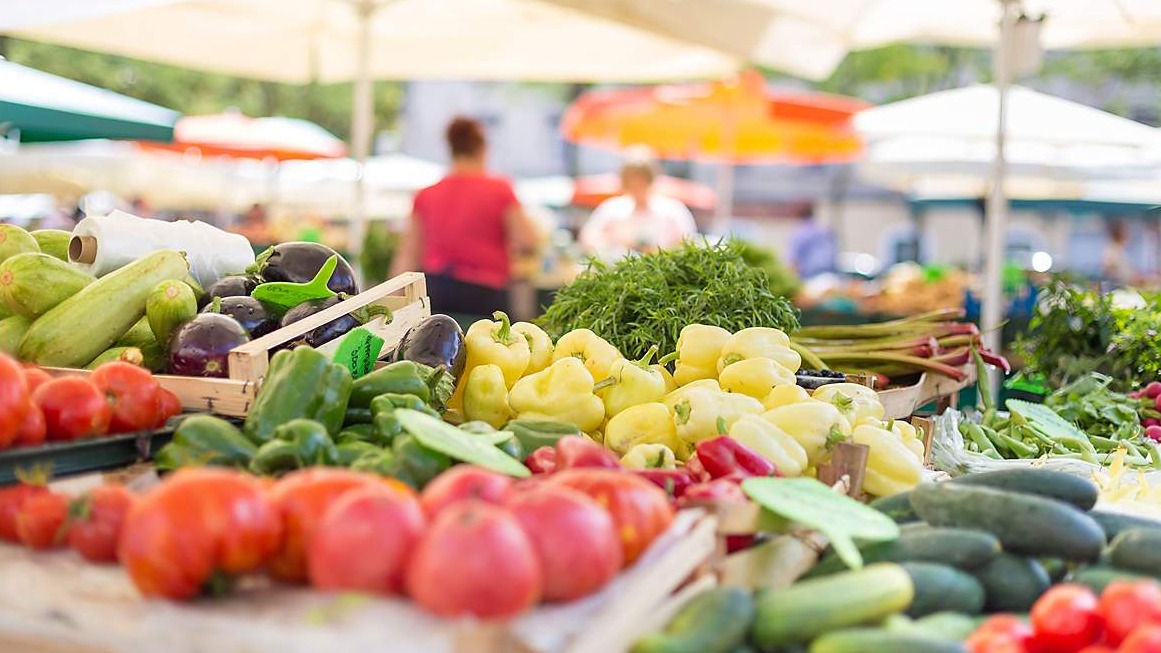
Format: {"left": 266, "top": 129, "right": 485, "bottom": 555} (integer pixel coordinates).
{"left": 741, "top": 477, "right": 900, "bottom": 570}
{"left": 1006, "top": 399, "right": 1088, "bottom": 440}
{"left": 394, "top": 409, "right": 530, "bottom": 478}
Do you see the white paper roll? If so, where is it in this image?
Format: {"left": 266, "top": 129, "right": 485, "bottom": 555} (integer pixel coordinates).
{"left": 70, "top": 210, "right": 255, "bottom": 288}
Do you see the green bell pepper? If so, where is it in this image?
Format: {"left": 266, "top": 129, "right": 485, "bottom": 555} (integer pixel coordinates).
{"left": 392, "top": 433, "right": 450, "bottom": 488}
{"left": 337, "top": 423, "right": 376, "bottom": 444}
{"left": 154, "top": 415, "right": 256, "bottom": 471}
{"left": 250, "top": 418, "right": 340, "bottom": 475}
{"left": 343, "top": 407, "right": 373, "bottom": 426}
{"left": 504, "top": 419, "right": 581, "bottom": 453}
{"left": 334, "top": 441, "right": 382, "bottom": 467}
{"left": 349, "top": 361, "right": 430, "bottom": 409}
{"left": 370, "top": 392, "right": 435, "bottom": 419}
{"left": 243, "top": 346, "right": 352, "bottom": 443}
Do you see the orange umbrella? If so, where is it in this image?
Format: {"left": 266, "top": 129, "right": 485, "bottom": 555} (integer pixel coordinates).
{"left": 137, "top": 113, "right": 346, "bottom": 161}
{"left": 572, "top": 173, "right": 717, "bottom": 210}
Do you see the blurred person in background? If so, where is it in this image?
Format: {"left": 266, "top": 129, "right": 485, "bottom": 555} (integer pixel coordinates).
{"left": 787, "top": 202, "right": 836, "bottom": 279}
{"left": 232, "top": 203, "right": 271, "bottom": 244}
{"left": 579, "top": 147, "right": 697, "bottom": 260}
{"left": 1102, "top": 220, "right": 1135, "bottom": 286}
{"left": 389, "top": 116, "right": 537, "bottom": 317}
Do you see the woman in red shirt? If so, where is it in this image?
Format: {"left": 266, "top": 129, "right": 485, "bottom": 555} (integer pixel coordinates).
{"left": 390, "top": 117, "right": 536, "bottom": 317}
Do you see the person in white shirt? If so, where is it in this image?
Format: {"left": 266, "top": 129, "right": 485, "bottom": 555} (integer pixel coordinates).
{"left": 579, "top": 148, "right": 698, "bottom": 260}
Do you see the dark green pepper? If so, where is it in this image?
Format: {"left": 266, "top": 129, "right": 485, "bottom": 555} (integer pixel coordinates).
{"left": 392, "top": 433, "right": 450, "bottom": 488}
{"left": 343, "top": 407, "right": 373, "bottom": 426}
{"left": 372, "top": 411, "right": 405, "bottom": 447}
{"left": 243, "top": 346, "right": 352, "bottom": 443}
{"left": 504, "top": 419, "right": 581, "bottom": 453}
{"left": 250, "top": 418, "right": 340, "bottom": 474}
{"left": 337, "top": 423, "right": 376, "bottom": 444}
{"left": 349, "top": 361, "right": 430, "bottom": 409}
{"left": 351, "top": 450, "right": 415, "bottom": 485}
{"left": 370, "top": 392, "right": 435, "bottom": 419}
{"left": 155, "top": 415, "right": 256, "bottom": 471}
{"left": 334, "top": 441, "right": 382, "bottom": 467}
{"left": 496, "top": 435, "right": 524, "bottom": 461}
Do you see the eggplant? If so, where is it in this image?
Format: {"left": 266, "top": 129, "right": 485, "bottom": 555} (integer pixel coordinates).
{"left": 203, "top": 274, "right": 261, "bottom": 307}
{"left": 168, "top": 313, "right": 251, "bottom": 378}
{"left": 391, "top": 314, "right": 466, "bottom": 379}
{"left": 203, "top": 296, "right": 279, "bottom": 338}
{"left": 254, "top": 242, "right": 358, "bottom": 295}
{"left": 280, "top": 295, "right": 360, "bottom": 348}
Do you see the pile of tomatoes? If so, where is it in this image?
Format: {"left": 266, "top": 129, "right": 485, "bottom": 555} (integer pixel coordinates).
{"left": 0, "top": 462, "right": 674, "bottom": 620}
{"left": 968, "top": 582, "right": 1161, "bottom": 653}
{"left": 0, "top": 354, "right": 181, "bottom": 449}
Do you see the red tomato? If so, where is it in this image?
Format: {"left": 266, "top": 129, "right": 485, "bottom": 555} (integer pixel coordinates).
{"left": 0, "top": 482, "right": 49, "bottom": 541}
{"left": 1076, "top": 647, "right": 1115, "bottom": 653}
{"left": 308, "top": 484, "right": 425, "bottom": 594}
{"left": 967, "top": 615, "right": 1035, "bottom": 653}
{"left": 1030, "top": 584, "right": 1103, "bottom": 653}
{"left": 548, "top": 468, "right": 675, "bottom": 565}
{"left": 118, "top": 468, "right": 283, "bottom": 600}
{"left": 33, "top": 377, "right": 111, "bottom": 441}
{"left": 1120, "top": 623, "right": 1161, "bottom": 653}
{"left": 90, "top": 362, "right": 161, "bottom": 434}
{"left": 1097, "top": 580, "right": 1161, "bottom": 645}
{"left": 153, "top": 388, "right": 182, "bottom": 428}
{"left": 406, "top": 500, "right": 541, "bottom": 619}
{"left": 0, "top": 354, "right": 29, "bottom": 447}
{"left": 419, "top": 465, "right": 513, "bottom": 518}
{"left": 268, "top": 468, "right": 398, "bottom": 583}
{"left": 15, "top": 491, "right": 70, "bottom": 549}
{"left": 67, "top": 485, "right": 136, "bottom": 564}
{"left": 22, "top": 366, "right": 52, "bottom": 394}
{"left": 12, "top": 402, "right": 45, "bottom": 448}
{"left": 507, "top": 484, "right": 621, "bottom": 602}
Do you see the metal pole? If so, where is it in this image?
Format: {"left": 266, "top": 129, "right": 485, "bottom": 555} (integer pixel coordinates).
{"left": 982, "top": 0, "right": 1018, "bottom": 396}
{"left": 348, "top": 0, "right": 376, "bottom": 277}
{"left": 713, "top": 164, "right": 735, "bottom": 235}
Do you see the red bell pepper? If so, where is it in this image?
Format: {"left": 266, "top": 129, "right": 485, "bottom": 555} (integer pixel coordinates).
{"left": 555, "top": 435, "right": 621, "bottom": 470}
{"left": 695, "top": 436, "right": 776, "bottom": 479}
{"left": 685, "top": 454, "right": 711, "bottom": 483}
{"left": 680, "top": 478, "right": 747, "bottom": 504}
{"left": 524, "top": 446, "right": 557, "bottom": 475}
{"left": 632, "top": 468, "right": 695, "bottom": 499}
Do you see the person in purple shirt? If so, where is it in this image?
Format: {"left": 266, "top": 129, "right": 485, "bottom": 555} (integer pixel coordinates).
{"left": 787, "top": 203, "right": 836, "bottom": 279}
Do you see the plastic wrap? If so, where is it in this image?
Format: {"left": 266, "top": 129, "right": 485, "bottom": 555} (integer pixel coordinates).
{"left": 69, "top": 210, "right": 254, "bottom": 288}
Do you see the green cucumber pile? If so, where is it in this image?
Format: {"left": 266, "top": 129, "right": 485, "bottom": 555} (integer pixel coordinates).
{"left": 633, "top": 468, "right": 1161, "bottom": 653}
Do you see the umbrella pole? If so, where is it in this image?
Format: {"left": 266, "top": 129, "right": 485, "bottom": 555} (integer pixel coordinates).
{"left": 981, "top": 0, "right": 1018, "bottom": 398}
{"left": 348, "top": 0, "right": 377, "bottom": 281}
{"left": 712, "top": 163, "right": 735, "bottom": 235}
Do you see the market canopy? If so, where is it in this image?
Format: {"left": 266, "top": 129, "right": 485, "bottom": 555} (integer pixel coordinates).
{"left": 516, "top": 174, "right": 718, "bottom": 210}
{"left": 0, "top": 58, "right": 179, "bottom": 143}
{"left": 138, "top": 113, "right": 347, "bottom": 161}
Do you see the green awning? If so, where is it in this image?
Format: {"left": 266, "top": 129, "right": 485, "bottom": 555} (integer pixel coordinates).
{"left": 0, "top": 59, "right": 179, "bottom": 143}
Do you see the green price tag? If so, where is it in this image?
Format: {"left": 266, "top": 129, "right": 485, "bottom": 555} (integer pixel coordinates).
{"left": 332, "top": 327, "right": 385, "bottom": 378}
{"left": 251, "top": 255, "right": 338, "bottom": 313}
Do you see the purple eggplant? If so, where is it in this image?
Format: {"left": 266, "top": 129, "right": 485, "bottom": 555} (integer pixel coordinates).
{"left": 168, "top": 313, "right": 251, "bottom": 378}
{"left": 253, "top": 242, "right": 358, "bottom": 295}
{"left": 205, "top": 274, "right": 260, "bottom": 302}
{"left": 391, "top": 314, "right": 466, "bottom": 378}
{"left": 280, "top": 295, "right": 359, "bottom": 348}
{"left": 203, "top": 296, "right": 279, "bottom": 338}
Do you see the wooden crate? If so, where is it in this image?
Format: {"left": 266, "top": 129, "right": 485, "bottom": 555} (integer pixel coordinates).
{"left": 48, "top": 272, "right": 430, "bottom": 418}
{"left": 878, "top": 365, "right": 976, "bottom": 421}
{"left": 0, "top": 505, "right": 716, "bottom": 653}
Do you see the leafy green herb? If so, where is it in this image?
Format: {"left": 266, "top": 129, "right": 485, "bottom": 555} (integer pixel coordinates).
{"left": 538, "top": 240, "right": 799, "bottom": 360}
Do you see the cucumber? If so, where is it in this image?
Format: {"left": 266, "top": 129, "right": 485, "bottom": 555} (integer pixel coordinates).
{"left": 630, "top": 587, "right": 754, "bottom": 653}
{"left": 0, "top": 315, "right": 32, "bottom": 355}
{"left": 0, "top": 253, "right": 94, "bottom": 318}
{"left": 907, "top": 613, "right": 980, "bottom": 643}
{"left": 1039, "top": 557, "right": 1069, "bottom": 583}
{"left": 116, "top": 317, "right": 156, "bottom": 349}
{"left": 973, "top": 553, "right": 1050, "bottom": 613}
{"left": 85, "top": 346, "right": 144, "bottom": 370}
{"left": 808, "top": 527, "right": 1000, "bottom": 577}
{"left": 900, "top": 562, "right": 985, "bottom": 618}
{"left": 1107, "top": 528, "right": 1161, "bottom": 576}
{"left": 1071, "top": 567, "right": 1157, "bottom": 594}
{"left": 810, "top": 628, "right": 968, "bottom": 653}
{"left": 948, "top": 468, "right": 1098, "bottom": 511}
{"left": 1090, "top": 509, "right": 1161, "bottom": 540}
{"left": 750, "top": 563, "right": 914, "bottom": 649}
{"left": 0, "top": 225, "right": 39, "bottom": 264}
{"left": 19, "top": 250, "right": 189, "bottom": 367}
{"left": 146, "top": 279, "right": 197, "bottom": 346}
{"left": 870, "top": 491, "right": 920, "bottom": 523}
{"left": 30, "top": 229, "right": 70, "bottom": 261}
{"left": 909, "top": 483, "right": 1105, "bottom": 562}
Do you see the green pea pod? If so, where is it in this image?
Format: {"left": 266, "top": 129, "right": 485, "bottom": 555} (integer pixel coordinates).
{"left": 392, "top": 433, "right": 451, "bottom": 488}
{"left": 155, "top": 415, "right": 257, "bottom": 471}
{"left": 370, "top": 392, "right": 433, "bottom": 419}
{"left": 335, "top": 441, "right": 382, "bottom": 467}
{"left": 1089, "top": 435, "right": 1121, "bottom": 452}
{"left": 337, "top": 423, "right": 376, "bottom": 444}
{"left": 504, "top": 419, "right": 582, "bottom": 453}
{"left": 250, "top": 439, "right": 302, "bottom": 475}
{"left": 349, "top": 361, "right": 430, "bottom": 409}
{"left": 997, "top": 429, "right": 1041, "bottom": 458}
{"left": 964, "top": 423, "right": 1000, "bottom": 459}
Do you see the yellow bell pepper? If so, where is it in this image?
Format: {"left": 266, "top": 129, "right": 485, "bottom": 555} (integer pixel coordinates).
{"left": 812, "top": 383, "right": 886, "bottom": 425}
{"left": 672, "top": 388, "right": 763, "bottom": 445}
{"left": 461, "top": 364, "right": 512, "bottom": 429}
{"left": 672, "top": 324, "right": 732, "bottom": 386}
{"left": 653, "top": 364, "right": 678, "bottom": 394}
{"left": 620, "top": 443, "right": 677, "bottom": 470}
{"left": 762, "top": 384, "right": 811, "bottom": 410}
{"left": 553, "top": 328, "right": 623, "bottom": 382}
{"left": 662, "top": 379, "right": 721, "bottom": 411}
{"left": 605, "top": 402, "right": 683, "bottom": 456}
{"left": 598, "top": 346, "right": 668, "bottom": 419}
{"left": 511, "top": 321, "right": 554, "bottom": 375}
{"left": 449, "top": 311, "right": 531, "bottom": 409}
{"left": 508, "top": 357, "right": 605, "bottom": 433}
{"left": 717, "top": 327, "right": 801, "bottom": 374}
{"left": 728, "top": 414, "right": 809, "bottom": 477}
{"left": 718, "top": 357, "right": 797, "bottom": 399}
{"left": 852, "top": 424, "right": 924, "bottom": 497}
{"left": 886, "top": 420, "right": 927, "bottom": 459}
{"left": 762, "top": 401, "right": 851, "bottom": 465}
